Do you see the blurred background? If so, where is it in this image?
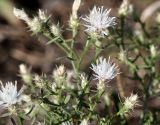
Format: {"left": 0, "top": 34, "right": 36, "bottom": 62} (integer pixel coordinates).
{"left": 0, "top": 0, "right": 160, "bottom": 124}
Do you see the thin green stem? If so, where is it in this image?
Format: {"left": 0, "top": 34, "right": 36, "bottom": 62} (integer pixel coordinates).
{"left": 78, "top": 40, "right": 90, "bottom": 71}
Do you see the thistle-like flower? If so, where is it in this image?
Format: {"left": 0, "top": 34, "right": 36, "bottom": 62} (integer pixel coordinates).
{"left": 82, "top": 6, "right": 116, "bottom": 38}
{"left": 91, "top": 57, "right": 119, "bottom": 82}
{"left": 0, "top": 81, "right": 23, "bottom": 108}
{"left": 124, "top": 93, "right": 139, "bottom": 112}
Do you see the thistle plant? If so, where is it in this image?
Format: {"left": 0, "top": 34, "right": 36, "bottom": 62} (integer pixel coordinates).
{"left": 1, "top": 0, "right": 160, "bottom": 124}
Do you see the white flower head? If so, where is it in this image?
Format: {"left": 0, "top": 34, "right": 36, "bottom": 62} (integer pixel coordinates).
{"left": 124, "top": 93, "right": 139, "bottom": 112}
{"left": 82, "top": 6, "right": 116, "bottom": 38}
{"left": 91, "top": 56, "right": 119, "bottom": 82}
{"left": 0, "top": 81, "right": 23, "bottom": 108}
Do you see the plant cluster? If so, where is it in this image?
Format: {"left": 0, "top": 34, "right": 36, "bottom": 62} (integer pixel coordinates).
{"left": 0, "top": 0, "right": 160, "bottom": 124}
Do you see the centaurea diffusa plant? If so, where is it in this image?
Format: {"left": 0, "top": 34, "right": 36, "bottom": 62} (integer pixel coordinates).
{"left": 5, "top": 0, "right": 160, "bottom": 124}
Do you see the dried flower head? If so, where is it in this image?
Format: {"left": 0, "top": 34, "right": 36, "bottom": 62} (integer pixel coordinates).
{"left": 34, "top": 74, "right": 47, "bottom": 88}
{"left": 82, "top": 6, "right": 116, "bottom": 38}
{"left": 13, "top": 8, "right": 48, "bottom": 33}
{"left": 0, "top": 81, "right": 23, "bottom": 108}
{"left": 124, "top": 93, "right": 139, "bottom": 112}
{"left": 91, "top": 57, "right": 119, "bottom": 82}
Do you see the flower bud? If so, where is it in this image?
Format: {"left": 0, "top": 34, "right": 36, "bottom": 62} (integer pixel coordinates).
{"left": 34, "top": 74, "right": 46, "bottom": 88}
{"left": 123, "top": 93, "right": 138, "bottom": 112}
{"left": 38, "top": 9, "right": 47, "bottom": 21}
{"left": 13, "top": 8, "right": 30, "bottom": 22}
{"left": 118, "top": 50, "right": 127, "bottom": 64}
{"left": 51, "top": 24, "right": 60, "bottom": 36}
{"left": 156, "top": 13, "right": 160, "bottom": 24}
{"left": 53, "top": 65, "right": 66, "bottom": 83}
{"left": 134, "top": 30, "right": 144, "bottom": 43}
{"left": 150, "top": 45, "right": 157, "bottom": 58}
{"left": 97, "top": 80, "right": 105, "bottom": 95}
{"left": 80, "top": 119, "right": 88, "bottom": 125}
{"left": 72, "top": 0, "right": 81, "bottom": 19}
{"left": 19, "top": 64, "right": 32, "bottom": 84}
{"left": 118, "top": 0, "right": 133, "bottom": 17}
{"left": 80, "top": 74, "right": 88, "bottom": 89}
{"left": 69, "top": 16, "right": 79, "bottom": 30}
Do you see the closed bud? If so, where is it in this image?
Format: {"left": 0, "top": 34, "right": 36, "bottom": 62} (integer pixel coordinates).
{"left": 123, "top": 93, "right": 139, "bottom": 113}
{"left": 118, "top": 0, "right": 133, "bottom": 17}
{"left": 80, "top": 74, "right": 88, "bottom": 89}
{"left": 80, "top": 119, "right": 88, "bottom": 125}
{"left": 150, "top": 45, "right": 157, "bottom": 58}
{"left": 51, "top": 24, "right": 60, "bottom": 36}
{"left": 156, "top": 13, "right": 160, "bottom": 24}
{"left": 34, "top": 74, "right": 46, "bottom": 88}
{"left": 13, "top": 8, "right": 30, "bottom": 22}
{"left": 119, "top": 50, "right": 127, "bottom": 64}
{"left": 97, "top": 80, "right": 105, "bottom": 95}
{"left": 19, "top": 64, "right": 32, "bottom": 84}
{"left": 53, "top": 65, "right": 66, "bottom": 83}
{"left": 69, "top": 16, "right": 79, "bottom": 30}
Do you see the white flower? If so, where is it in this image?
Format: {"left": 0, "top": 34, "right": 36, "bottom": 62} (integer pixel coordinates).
{"left": 0, "top": 81, "right": 23, "bottom": 108}
{"left": 91, "top": 57, "right": 119, "bottom": 82}
{"left": 124, "top": 93, "right": 138, "bottom": 112}
{"left": 82, "top": 6, "right": 116, "bottom": 37}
